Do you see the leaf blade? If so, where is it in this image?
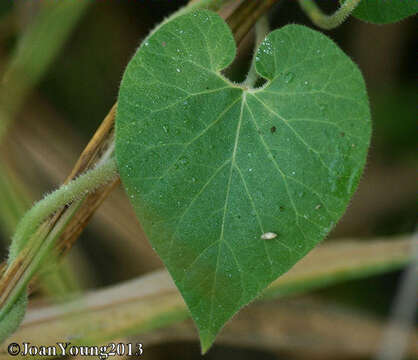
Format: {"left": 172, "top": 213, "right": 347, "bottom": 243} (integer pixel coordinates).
{"left": 116, "top": 10, "right": 371, "bottom": 352}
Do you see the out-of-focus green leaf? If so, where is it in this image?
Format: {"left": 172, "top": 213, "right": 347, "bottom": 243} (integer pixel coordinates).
{"left": 343, "top": 0, "right": 418, "bottom": 24}
{"left": 0, "top": 0, "right": 91, "bottom": 140}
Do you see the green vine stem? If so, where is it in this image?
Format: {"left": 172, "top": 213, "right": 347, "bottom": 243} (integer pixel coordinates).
{"left": 243, "top": 15, "right": 270, "bottom": 87}
{"left": 0, "top": 155, "right": 118, "bottom": 342}
{"left": 8, "top": 156, "right": 118, "bottom": 262}
{"left": 298, "top": 0, "right": 362, "bottom": 30}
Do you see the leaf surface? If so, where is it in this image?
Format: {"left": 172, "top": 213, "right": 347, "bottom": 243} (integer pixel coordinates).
{"left": 116, "top": 10, "right": 371, "bottom": 352}
{"left": 345, "top": 0, "right": 418, "bottom": 24}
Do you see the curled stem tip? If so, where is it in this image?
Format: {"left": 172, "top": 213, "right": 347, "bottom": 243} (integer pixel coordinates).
{"left": 298, "top": 0, "right": 362, "bottom": 30}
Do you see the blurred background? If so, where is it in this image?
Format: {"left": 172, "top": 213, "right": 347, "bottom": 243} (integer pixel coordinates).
{"left": 0, "top": 0, "right": 416, "bottom": 359}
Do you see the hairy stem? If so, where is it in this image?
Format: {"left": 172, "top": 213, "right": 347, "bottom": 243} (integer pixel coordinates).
{"left": 243, "top": 15, "right": 270, "bottom": 87}
{"left": 0, "top": 156, "right": 118, "bottom": 340}
{"left": 298, "top": 0, "right": 362, "bottom": 30}
{"left": 8, "top": 156, "right": 118, "bottom": 262}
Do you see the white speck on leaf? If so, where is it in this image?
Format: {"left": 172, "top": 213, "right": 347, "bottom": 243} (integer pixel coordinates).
{"left": 261, "top": 232, "right": 277, "bottom": 240}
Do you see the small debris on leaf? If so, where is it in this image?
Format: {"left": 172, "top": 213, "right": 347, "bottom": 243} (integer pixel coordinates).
{"left": 261, "top": 232, "right": 277, "bottom": 240}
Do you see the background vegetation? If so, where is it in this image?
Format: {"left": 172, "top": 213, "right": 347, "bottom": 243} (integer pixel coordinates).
{"left": 0, "top": 1, "right": 416, "bottom": 359}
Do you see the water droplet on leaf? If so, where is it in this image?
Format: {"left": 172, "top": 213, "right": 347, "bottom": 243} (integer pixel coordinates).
{"left": 319, "top": 104, "right": 327, "bottom": 112}
{"left": 179, "top": 156, "right": 189, "bottom": 165}
{"left": 284, "top": 72, "right": 294, "bottom": 83}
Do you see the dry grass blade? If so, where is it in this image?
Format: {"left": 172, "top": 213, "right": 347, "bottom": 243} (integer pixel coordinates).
{"left": 0, "top": 0, "right": 91, "bottom": 140}
{"left": 140, "top": 298, "right": 418, "bottom": 359}
{"left": 0, "top": 236, "right": 414, "bottom": 359}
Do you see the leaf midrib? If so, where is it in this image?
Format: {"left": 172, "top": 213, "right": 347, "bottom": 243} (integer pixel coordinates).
{"left": 207, "top": 92, "right": 247, "bottom": 330}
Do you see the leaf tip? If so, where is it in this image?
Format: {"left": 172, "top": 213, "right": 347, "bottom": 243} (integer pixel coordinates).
{"left": 199, "top": 332, "right": 216, "bottom": 355}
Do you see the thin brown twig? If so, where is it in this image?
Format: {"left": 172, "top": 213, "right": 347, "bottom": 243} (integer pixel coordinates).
{"left": 226, "top": 0, "right": 279, "bottom": 45}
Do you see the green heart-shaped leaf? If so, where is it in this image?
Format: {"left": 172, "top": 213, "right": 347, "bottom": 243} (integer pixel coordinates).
{"left": 115, "top": 10, "right": 371, "bottom": 352}
{"left": 344, "top": 0, "right": 418, "bottom": 24}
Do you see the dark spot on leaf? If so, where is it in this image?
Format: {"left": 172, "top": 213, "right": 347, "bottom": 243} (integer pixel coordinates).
{"left": 162, "top": 41, "right": 166, "bottom": 47}
{"left": 279, "top": 206, "right": 285, "bottom": 211}
{"left": 340, "top": 132, "right": 345, "bottom": 137}
{"left": 270, "top": 126, "right": 276, "bottom": 133}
